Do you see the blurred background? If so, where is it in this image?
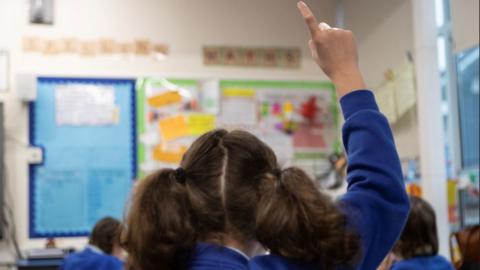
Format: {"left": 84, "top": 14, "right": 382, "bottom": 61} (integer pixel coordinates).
{"left": 0, "top": 0, "right": 478, "bottom": 269}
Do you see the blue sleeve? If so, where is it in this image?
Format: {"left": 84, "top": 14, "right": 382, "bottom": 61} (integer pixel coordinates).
{"left": 338, "top": 90, "right": 410, "bottom": 270}
{"left": 107, "top": 257, "right": 124, "bottom": 270}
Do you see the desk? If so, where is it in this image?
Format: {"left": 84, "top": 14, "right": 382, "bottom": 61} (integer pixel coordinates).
{"left": 16, "top": 259, "right": 63, "bottom": 270}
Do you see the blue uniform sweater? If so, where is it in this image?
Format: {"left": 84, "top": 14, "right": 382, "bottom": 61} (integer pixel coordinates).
{"left": 188, "top": 243, "right": 249, "bottom": 270}
{"left": 60, "top": 246, "right": 123, "bottom": 270}
{"left": 250, "top": 90, "right": 410, "bottom": 270}
{"left": 391, "top": 255, "right": 455, "bottom": 270}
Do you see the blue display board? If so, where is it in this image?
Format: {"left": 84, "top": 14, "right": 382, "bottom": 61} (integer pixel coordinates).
{"left": 29, "top": 77, "right": 136, "bottom": 238}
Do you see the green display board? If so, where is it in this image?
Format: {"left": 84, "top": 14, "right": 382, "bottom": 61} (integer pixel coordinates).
{"left": 136, "top": 78, "right": 340, "bottom": 179}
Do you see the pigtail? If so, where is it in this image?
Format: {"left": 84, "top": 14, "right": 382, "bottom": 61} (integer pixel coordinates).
{"left": 124, "top": 169, "right": 196, "bottom": 270}
{"left": 255, "top": 167, "right": 360, "bottom": 270}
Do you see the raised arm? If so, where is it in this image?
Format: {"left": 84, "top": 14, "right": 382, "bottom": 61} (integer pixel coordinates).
{"left": 339, "top": 90, "right": 409, "bottom": 270}
{"left": 298, "top": 2, "right": 409, "bottom": 269}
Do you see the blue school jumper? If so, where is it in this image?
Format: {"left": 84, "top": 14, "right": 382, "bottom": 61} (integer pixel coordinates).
{"left": 60, "top": 245, "right": 123, "bottom": 270}
{"left": 391, "top": 255, "right": 455, "bottom": 270}
{"left": 250, "top": 90, "right": 410, "bottom": 270}
{"left": 188, "top": 243, "right": 249, "bottom": 270}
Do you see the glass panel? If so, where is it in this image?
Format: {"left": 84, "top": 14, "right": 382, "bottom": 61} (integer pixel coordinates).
{"left": 456, "top": 46, "right": 480, "bottom": 169}
{"left": 435, "top": 0, "right": 445, "bottom": 27}
{"left": 437, "top": 35, "right": 447, "bottom": 73}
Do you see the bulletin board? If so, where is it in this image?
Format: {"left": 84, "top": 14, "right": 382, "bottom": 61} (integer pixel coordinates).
{"left": 219, "top": 80, "right": 340, "bottom": 177}
{"left": 29, "top": 77, "right": 136, "bottom": 238}
{"left": 136, "top": 78, "right": 217, "bottom": 175}
{"left": 137, "top": 78, "right": 339, "bottom": 179}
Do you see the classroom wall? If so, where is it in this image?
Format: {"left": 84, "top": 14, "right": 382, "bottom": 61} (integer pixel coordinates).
{"left": 0, "top": 0, "right": 337, "bottom": 264}
{"left": 451, "top": 0, "right": 480, "bottom": 52}
{"left": 342, "top": 0, "right": 419, "bottom": 160}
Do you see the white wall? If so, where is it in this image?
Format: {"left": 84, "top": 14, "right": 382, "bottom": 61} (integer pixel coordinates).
{"left": 451, "top": 0, "right": 480, "bottom": 52}
{"left": 343, "top": 0, "right": 419, "bottom": 160}
{"left": 0, "top": 0, "right": 337, "bottom": 264}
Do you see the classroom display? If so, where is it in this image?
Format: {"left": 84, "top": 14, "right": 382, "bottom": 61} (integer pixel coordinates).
{"left": 29, "top": 77, "right": 340, "bottom": 238}
{"left": 137, "top": 78, "right": 340, "bottom": 182}
{"left": 136, "top": 78, "right": 216, "bottom": 175}
{"left": 29, "top": 77, "right": 136, "bottom": 237}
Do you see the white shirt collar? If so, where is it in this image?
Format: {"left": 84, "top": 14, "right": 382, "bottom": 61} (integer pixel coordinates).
{"left": 224, "top": 245, "right": 250, "bottom": 261}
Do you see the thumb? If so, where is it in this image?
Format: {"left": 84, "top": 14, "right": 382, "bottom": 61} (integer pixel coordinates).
{"left": 319, "top": 22, "right": 331, "bottom": 30}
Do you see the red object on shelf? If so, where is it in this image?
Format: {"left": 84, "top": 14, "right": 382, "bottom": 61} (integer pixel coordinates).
{"left": 300, "top": 96, "right": 317, "bottom": 121}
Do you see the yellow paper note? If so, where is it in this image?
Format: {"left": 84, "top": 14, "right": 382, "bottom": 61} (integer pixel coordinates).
{"left": 222, "top": 88, "right": 255, "bottom": 98}
{"left": 374, "top": 81, "right": 398, "bottom": 123}
{"left": 394, "top": 61, "right": 417, "bottom": 117}
{"left": 159, "top": 115, "right": 188, "bottom": 141}
{"left": 152, "top": 144, "right": 187, "bottom": 163}
{"left": 147, "top": 91, "right": 182, "bottom": 108}
{"left": 187, "top": 114, "right": 216, "bottom": 136}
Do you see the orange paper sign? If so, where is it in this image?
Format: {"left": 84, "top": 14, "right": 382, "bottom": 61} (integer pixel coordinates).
{"left": 158, "top": 115, "right": 188, "bottom": 141}
{"left": 147, "top": 91, "right": 182, "bottom": 108}
{"left": 152, "top": 144, "right": 187, "bottom": 163}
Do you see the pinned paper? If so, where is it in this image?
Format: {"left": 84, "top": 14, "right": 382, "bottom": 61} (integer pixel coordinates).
{"left": 99, "top": 39, "right": 115, "bottom": 54}
{"left": 23, "top": 37, "right": 42, "bottom": 52}
{"left": 187, "top": 114, "right": 216, "bottom": 136}
{"left": 221, "top": 89, "right": 257, "bottom": 126}
{"left": 22, "top": 36, "right": 169, "bottom": 58}
{"left": 203, "top": 46, "right": 300, "bottom": 69}
{"left": 158, "top": 115, "right": 188, "bottom": 141}
{"left": 203, "top": 47, "right": 222, "bottom": 65}
{"left": 55, "top": 84, "right": 117, "bottom": 126}
{"left": 147, "top": 91, "right": 182, "bottom": 108}
{"left": 152, "top": 144, "right": 187, "bottom": 163}
{"left": 64, "top": 38, "right": 79, "bottom": 53}
{"left": 374, "top": 81, "right": 397, "bottom": 123}
{"left": 375, "top": 60, "right": 417, "bottom": 124}
{"left": 117, "top": 43, "right": 134, "bottom": 54}
{"left": 43, "top": 40, "right": 63, "bottom": 55}
{"left": 281, "top": 49, "right": 301, "bottom": 68}
{"left": 134, "top": 39, "right": 152, "bottom": 55}
{"left": 394, "top": 62, "right": 416, "bottom": 116}
{"left": 262, "top": 49, "right": 278, "bottom": 67}
{"left": 224, "top": 47, "right": 240, "bottom": 65}
{"left": 222, "top": 88, "right": 255, "bottom": 97}
{"left": 244, "top": 48, "right": 259, "bottom": 66}
{"left": 79, "top": 41, "right": 98, "bottom": 57}
{"left": 153, "top": 44, "right": 169, "bottom": 55}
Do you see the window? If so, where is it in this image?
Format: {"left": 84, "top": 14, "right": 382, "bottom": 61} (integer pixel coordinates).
{"left": 456, "top": 46, "right": 480, "bottom": 169}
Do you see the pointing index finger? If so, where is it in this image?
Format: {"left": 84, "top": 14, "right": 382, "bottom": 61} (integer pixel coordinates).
{"left": 297, "top": 1, "right": 319, "bottom": 37}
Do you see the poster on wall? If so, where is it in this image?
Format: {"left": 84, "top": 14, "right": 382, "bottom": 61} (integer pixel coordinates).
{"left": 219, "top": 80, "right": 340, "bottom": 180}
{"left": 136, "top": 78, "right": 217, "bottom": 176}
{"left": 137, "top": 79, "right": 341, "bottom": 188}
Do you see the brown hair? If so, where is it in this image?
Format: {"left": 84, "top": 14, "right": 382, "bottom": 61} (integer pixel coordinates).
{"left": 89, "top": 217, "right": 122, "bottom": 255}
{"left": 393, "top": 196, "right": 439, "bottom": 259}
{"left": 124, "top": 129, "right": 360, "bottom": 270}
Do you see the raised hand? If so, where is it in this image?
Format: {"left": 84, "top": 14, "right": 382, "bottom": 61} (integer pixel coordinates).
{"left": 297, "top": 1, "right": 366, "bottom": 98}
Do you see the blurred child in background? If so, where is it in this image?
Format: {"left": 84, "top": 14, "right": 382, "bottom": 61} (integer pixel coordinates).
{"left": 60, "top": 217, "right": 125, "bottom": 270}
{"left": 378, "top": 196, "right": 455, "bottom": 270}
